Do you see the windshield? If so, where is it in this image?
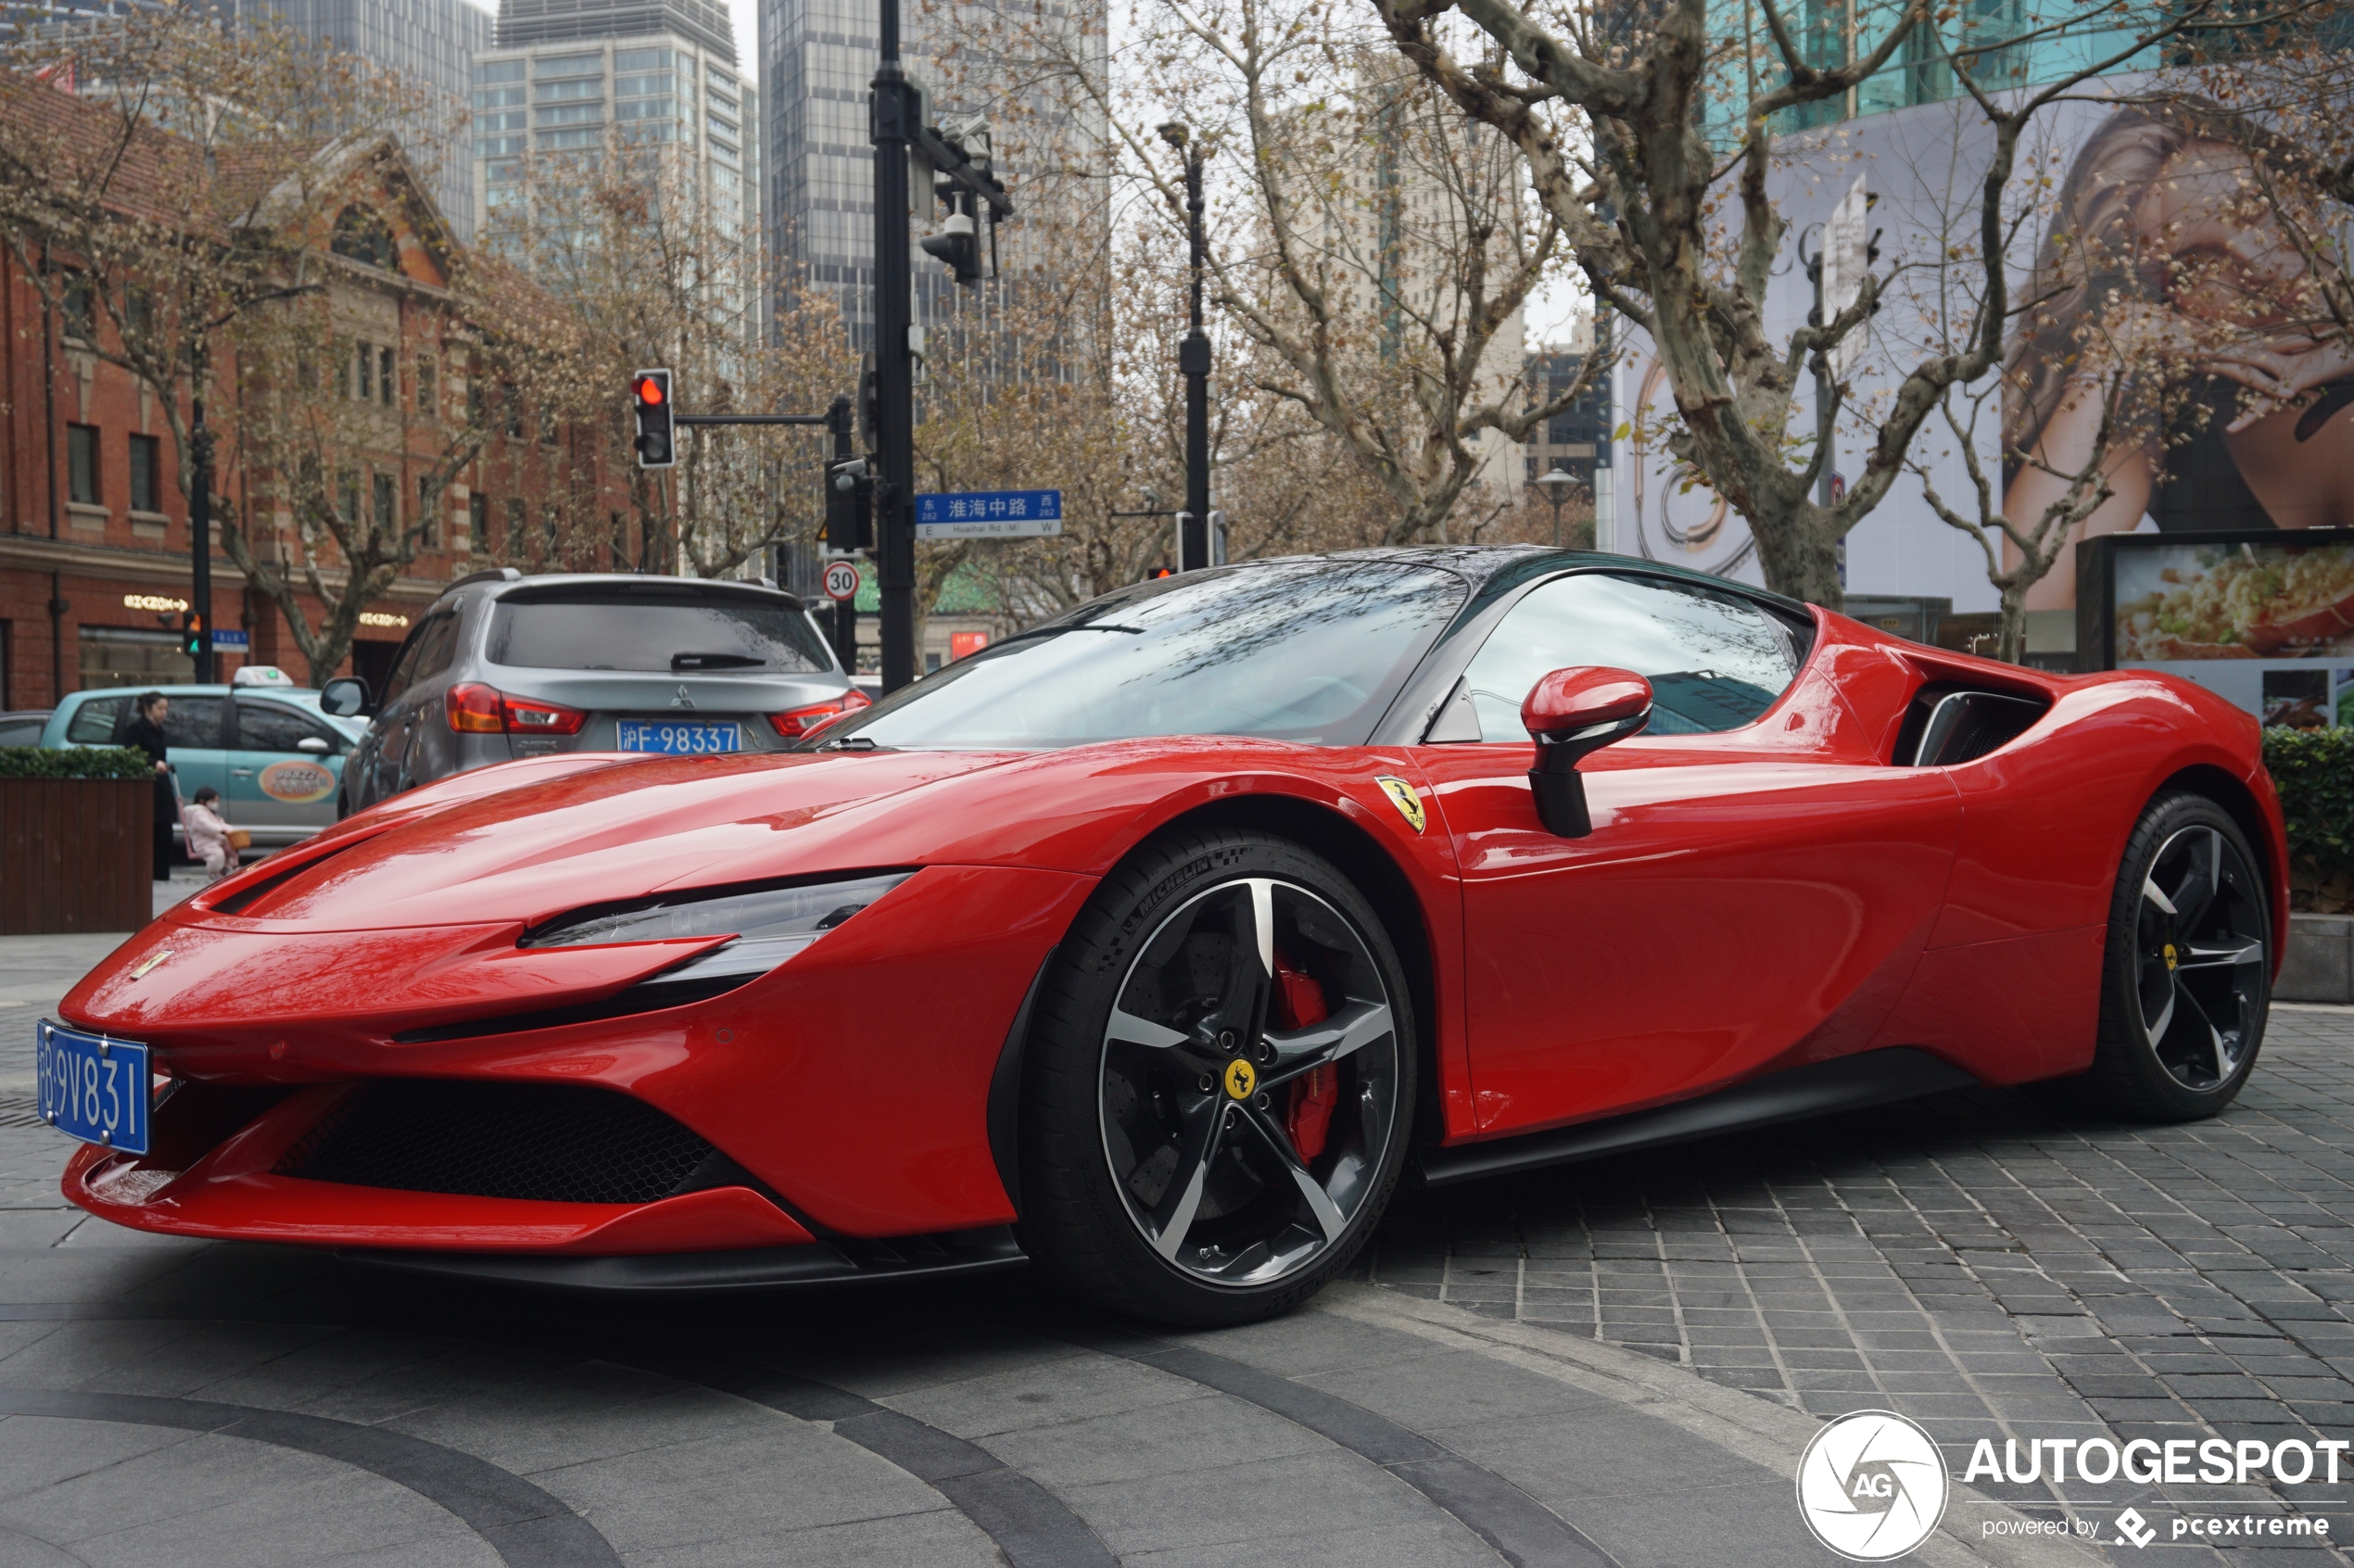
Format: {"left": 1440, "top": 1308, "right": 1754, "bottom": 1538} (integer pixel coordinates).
{"left": 825, "top": 560, "right": 1467, "bottom": 750}
{"left": 487, "top": 586, "right": 830, "bottom": 674}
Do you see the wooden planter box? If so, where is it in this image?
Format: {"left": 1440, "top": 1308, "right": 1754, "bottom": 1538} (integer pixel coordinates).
{"left": 0, "top": 778, "right": 151, "bottom": 935}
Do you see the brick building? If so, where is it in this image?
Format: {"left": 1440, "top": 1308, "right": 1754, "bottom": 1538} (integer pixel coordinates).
{"left": 0, "top": 90, "right": 621, "bottom": 709}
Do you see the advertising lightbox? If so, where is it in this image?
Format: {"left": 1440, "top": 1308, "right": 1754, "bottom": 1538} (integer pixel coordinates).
{"left": 2077, "top": 529, "right": 2354, "bottom": 724}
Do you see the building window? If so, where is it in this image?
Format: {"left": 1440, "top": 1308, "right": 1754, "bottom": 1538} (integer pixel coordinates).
{"left": 337, "top": 469, "right": 361, "bottom": 525}
{"left": 129, "top": 434, "right": 159, "bottom": 512}
{"left": 540, "top": 503, "right": 559, "bottom": 561}
{"left": 373, "top": 472, "right": 397, "bottom": 535}
{"left": 331, "top": 206, "right": 396, "bottom": 270}
{"left": 67, "top": 424, "right": 99, "bottom": 505}
{"left": 60, "top": 275, "right": 95, "bottom": 339}
{"left": 470, "top": 492, "right": 487, "bottom": 546}
{"left": 379, "top": 346, "right": 396, "bottom": 408}
{"left": 415, "top": 353, "right": 437, "bottom": 413}
{"left": 504, "top": 497, "right": 525, "bottom": 551}
{"left": 355, "top": 341, "right": 374, "bottom": 401}
{"left": 539, "top": 408, "right": 558, "bottom": 447}
{"left": 417, "top": 477, "right": 440, "bottom": 549}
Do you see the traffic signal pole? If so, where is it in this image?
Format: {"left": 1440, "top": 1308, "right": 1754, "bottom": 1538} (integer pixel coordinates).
{"left": 870, "top": 0, "right": 918, "bottom": 694}
{"left": 190, "top": 394, "right": 213, "bottom": 684}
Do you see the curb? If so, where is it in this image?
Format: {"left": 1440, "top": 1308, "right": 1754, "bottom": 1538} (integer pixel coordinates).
{"left": 1318, "top": 1283, "right": 2108, "bottom": 1568}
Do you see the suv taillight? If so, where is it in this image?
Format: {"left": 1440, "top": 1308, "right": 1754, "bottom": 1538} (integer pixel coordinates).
{"left": 447, "top": 682, "right": 503, "bottom": 732}
{"left": 769, "top": 690, "right": 872, "bottom": 739}
{"left": 447, "top": 683, "right": 587, "bottom": 736}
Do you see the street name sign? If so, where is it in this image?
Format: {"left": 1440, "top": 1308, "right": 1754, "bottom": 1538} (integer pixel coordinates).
{"left": 915, "top": 489, "right": 1063, "bottom": 539}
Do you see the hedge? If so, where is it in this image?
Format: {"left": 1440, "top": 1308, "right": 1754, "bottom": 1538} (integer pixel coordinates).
{"left": 2263, "top": 727, "right": 2354, "bottom": 912}
{"left": 0, "top": 746, "right": 156, "bottom": 780}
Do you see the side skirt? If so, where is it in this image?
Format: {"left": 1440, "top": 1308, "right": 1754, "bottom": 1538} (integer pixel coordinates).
{"left": 1416, "top": 1047, "right": 1979, "bottom": 1188}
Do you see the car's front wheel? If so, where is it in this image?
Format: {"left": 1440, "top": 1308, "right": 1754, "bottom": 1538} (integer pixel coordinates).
{"left": 1019, "top": 828, "right": 1416, "bottom": 1325}
{"left": 2078, "top": 791, "right": 2272, "bottom": 1120}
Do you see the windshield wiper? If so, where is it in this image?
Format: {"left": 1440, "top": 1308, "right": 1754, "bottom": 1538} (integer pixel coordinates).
{"left": 671, "top": 651, "right": 766, "bottom": 670}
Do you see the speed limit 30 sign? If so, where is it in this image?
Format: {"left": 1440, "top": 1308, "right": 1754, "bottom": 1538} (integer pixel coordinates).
{"left": 823, "top": 561, "right": 861, "bottom": 601}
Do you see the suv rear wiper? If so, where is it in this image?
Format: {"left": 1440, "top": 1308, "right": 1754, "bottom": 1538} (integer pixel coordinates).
{"left": 671, "top": 651, "right": 766, "bottom": 670}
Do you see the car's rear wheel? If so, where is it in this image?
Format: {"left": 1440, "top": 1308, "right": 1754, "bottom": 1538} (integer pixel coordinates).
{"left": 2078, "top": 792, "right": 2271, "bottom": 1120}
{"left": 1019, "top": 828, "right": 1415, "bottom": 1325}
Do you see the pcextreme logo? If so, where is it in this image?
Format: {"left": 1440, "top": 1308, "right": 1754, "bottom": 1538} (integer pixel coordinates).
{"left": 1795, "top": 1410, "right": 1950, "bottom": 1562}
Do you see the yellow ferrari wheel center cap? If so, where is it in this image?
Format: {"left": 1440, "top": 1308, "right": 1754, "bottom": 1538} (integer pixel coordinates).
{"left": 2163, "top": 942, "right": 2179, "bottom": 970}
{"left": 1224, "top": 1058, "right": 1257, "bottom": 1100}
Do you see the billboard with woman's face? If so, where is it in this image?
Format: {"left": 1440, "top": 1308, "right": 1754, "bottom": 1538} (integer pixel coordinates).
{"left": 2007, "top": 100, "right": 2354, "bottom": 613}
{"left": 1606, "top": 82, "right": 2354, "bottom": 652}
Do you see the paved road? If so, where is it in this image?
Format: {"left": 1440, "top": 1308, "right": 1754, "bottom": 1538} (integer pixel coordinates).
{"left": 0, "top": 928, "right": 2346, "bottom": 1563}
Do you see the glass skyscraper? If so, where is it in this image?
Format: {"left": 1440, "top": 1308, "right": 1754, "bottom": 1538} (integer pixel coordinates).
{"left": 234, "top": 0, "right": 494, "bottom": 242}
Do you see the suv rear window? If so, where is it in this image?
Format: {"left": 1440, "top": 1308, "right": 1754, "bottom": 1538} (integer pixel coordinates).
{"left": 486, "top": 586, "right": 830, "bottom": 674}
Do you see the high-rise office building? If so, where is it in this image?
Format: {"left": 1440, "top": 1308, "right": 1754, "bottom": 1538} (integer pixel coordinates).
{"left": 758, "top": 0, "right": 1107, "bottom": 348}
{"left": 233, "top": 0, "right": 494, "bottom": 243}
{"left": 470, "top": 4, "right": 758, "bottom": 327}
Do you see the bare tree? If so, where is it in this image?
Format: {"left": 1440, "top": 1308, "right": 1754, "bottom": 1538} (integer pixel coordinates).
{"left": 1367, "top": 0, "right": 2309, "bottom": 605}
{"left": 0, "top": 13, "right": 436, "bottom": 596}
{"left": 1025, "top": 3, "right": 1589, "bottom": 544}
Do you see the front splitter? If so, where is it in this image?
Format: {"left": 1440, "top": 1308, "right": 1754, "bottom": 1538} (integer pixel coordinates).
{"left": 336, "top": 1223, "right": 1028, "bottom": 1293}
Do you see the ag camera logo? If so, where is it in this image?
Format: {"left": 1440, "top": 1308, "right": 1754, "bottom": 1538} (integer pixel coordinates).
{"left": 1796, "top": 1410, "right": 1950, "bottom": 1561}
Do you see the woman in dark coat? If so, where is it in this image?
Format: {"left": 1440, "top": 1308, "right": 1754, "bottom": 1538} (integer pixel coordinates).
{"left": 119, "top": 691, "right": 174, "bottom": 880}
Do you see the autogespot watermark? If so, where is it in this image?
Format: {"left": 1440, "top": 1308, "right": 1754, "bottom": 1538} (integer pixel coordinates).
{"left": 1798, "top": 1410, "right": 2343, "bottom": 1556}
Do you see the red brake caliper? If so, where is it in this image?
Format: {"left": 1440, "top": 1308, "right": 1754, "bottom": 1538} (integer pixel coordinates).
{"left": 1273, "top": 950, "right": 1338, "bottom": 1162}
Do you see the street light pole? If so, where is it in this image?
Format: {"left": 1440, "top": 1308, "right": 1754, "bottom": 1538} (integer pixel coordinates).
{"left": 1535, "top": 466, "right": 1575, "bottom": 550}
{"left": 870, "top": 0, "right": 917, "bottom": 691}
{"left": 1159, "top": 122, "right": 1210, "bottom": 572}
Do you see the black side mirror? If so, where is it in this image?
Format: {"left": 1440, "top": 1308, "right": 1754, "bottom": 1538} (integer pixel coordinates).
{"left": 321, "top": 677, "right": 372, "bottom": 718}
{"left": 1522, "top": 666, "right": 1652, "bottom": 838}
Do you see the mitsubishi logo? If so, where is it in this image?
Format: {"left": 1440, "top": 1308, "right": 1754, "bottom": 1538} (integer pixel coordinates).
{"left": 670, "top": 685, "right": 695, "bottom": 709}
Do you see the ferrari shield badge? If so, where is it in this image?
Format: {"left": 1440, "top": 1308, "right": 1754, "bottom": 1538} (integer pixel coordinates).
{"left": 1375, "top": 777, "right": 1425, "bottom": 835}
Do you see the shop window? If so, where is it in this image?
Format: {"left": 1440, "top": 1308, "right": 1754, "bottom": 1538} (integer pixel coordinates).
{"left": 75, "top": 628, "right": 189, "bottom": 693}
{"left": 129, "top": 434, "right": 159, "bottom": 513}
{"left": 67, "top": 424, "right": 99, "bottom": 505}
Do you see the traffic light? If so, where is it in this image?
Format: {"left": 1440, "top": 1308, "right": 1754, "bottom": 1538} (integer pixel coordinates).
{"left": 181, "top": 612, "right": 204, "bottom": 657}
{"left": 824, "top": 457, "right": 874, "bottom": 551}
{"left": 632, "top": 369, "right": 675, "bottom": 468}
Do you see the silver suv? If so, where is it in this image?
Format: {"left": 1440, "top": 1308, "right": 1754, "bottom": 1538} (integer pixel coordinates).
{"left": 323, "top": 570, "right": 863, "bottom": 815}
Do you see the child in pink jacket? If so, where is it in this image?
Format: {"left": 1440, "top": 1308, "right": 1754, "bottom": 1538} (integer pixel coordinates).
{"left": 184, "top": 786, "right": 236, "bottom": 879}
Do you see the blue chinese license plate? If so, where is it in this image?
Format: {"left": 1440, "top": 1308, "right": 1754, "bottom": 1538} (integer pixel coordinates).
{"left": 35, "top": 1020, "right": 150, "bottom": 1156}
{"left": 617, "top": 720, "right": 742, "bottom": 754}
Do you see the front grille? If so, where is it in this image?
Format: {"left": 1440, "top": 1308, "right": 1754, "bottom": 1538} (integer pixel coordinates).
{"left": 278, "top": 1081, "right": 718, "bottom": 1205}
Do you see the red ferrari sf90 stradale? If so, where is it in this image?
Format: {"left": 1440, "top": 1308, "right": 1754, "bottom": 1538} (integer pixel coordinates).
{"left": 44, "top": 549, "right": 2284, "bottom": 1325}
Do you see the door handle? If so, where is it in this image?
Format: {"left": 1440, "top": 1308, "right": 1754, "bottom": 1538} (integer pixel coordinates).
{"left": 230, "top": 768, "right": 255, "bottom": 778}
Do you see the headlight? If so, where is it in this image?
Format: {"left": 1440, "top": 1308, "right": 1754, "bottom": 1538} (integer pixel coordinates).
{"left": 522, "top": 871, "right": 912, "bottom": 1001}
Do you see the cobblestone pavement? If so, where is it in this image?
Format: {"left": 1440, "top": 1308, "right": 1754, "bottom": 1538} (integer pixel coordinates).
{"left": 1362, "top": 1005, "right": 2354, "bottom": 1561}
{"left": 3, "top": 925, "right": 2352, "bottom": 1562}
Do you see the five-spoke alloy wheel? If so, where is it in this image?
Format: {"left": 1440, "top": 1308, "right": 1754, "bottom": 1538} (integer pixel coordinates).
{"left": 1020, "top": 829, "right": 1415, "bottom": 1324}
{"left": 2085, "top": 792, "right": 2272, "bottom": 1120}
